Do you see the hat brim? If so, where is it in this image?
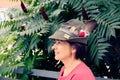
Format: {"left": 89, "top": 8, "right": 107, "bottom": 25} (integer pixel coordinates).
{"left": 49, "top": 30, "right": 88, "bottom": 44}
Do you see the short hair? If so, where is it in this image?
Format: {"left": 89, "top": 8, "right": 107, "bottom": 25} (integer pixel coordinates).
{"left": 68, "top": 42, "right": 86, "bottom": 60}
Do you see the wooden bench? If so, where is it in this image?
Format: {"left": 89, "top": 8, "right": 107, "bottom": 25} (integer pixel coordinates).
{"left": 0, "top": 68, "right": 117, "bottom": 80}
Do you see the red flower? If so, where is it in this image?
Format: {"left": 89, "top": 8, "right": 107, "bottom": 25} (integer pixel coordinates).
{"left": 79, "top": 31, "right": 85, "bottom": 37}
{"left": 20, "top": 0, "right": 28, "bottom": 13}
{"left": 40, "top": 7, "right": 49, "bottom": 20}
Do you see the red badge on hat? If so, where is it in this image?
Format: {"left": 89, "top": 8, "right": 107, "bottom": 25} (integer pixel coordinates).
{"left": 79, "top": 31, "right": 85, "bottom": 37}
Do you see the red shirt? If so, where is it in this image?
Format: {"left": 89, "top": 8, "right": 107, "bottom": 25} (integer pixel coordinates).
{"left": 58, "top": 62, "right": 95, "bottom": 80}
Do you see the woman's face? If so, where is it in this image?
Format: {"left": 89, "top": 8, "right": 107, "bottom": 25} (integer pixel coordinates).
{"left": 52, "top": 40, "right": 74, "bottom": 61}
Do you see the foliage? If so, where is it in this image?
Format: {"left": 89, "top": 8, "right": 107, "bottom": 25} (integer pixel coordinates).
{"left": 0, "top": 0, "right": 120, "bottom": 79}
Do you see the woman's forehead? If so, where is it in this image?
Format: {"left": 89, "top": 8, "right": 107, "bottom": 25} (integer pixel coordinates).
{"left": 54, "top": 40, "right": 69, "bottom": 45}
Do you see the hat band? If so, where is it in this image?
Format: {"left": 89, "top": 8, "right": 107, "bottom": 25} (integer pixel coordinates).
{"left": 59, "top": 28, "right": 78, "bottom": 37}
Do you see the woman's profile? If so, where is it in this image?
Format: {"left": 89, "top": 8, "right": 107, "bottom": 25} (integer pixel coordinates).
{"left": 49, "top": 19, "right": 97, "bottom": 80}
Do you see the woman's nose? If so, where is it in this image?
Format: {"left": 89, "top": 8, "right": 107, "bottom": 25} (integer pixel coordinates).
{"left": 51, "top": 44, "right": 56, "bottom": 50}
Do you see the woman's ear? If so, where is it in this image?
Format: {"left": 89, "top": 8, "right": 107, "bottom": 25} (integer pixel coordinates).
{"left": 71, "top": 46, "right": 76, "bottom": 54}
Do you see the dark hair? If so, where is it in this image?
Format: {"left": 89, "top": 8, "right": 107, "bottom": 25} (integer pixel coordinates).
{"left": 68, "top": 42, "right": 86, "bottom": 60}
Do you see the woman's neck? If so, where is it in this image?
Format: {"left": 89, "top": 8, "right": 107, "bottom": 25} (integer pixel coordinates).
{"left": 64, "top": 59, "right": 81, "bottom": 68}
{"left": 61, "top": 58, "right": 82, "bottom": 76}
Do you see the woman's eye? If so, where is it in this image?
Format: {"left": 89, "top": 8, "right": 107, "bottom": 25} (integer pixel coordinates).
{"left": 57, "top": 41, "right": 61, "bottom": 44}
{"left": 55, "top": 41, "right": 63, "bottom": 45}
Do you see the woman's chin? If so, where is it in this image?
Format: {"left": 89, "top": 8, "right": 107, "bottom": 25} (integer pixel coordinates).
{"left": 54, "top": 56, "right": 61, "bottom": 60}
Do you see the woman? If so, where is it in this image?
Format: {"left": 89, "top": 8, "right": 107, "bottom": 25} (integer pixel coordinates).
{"left": 49, "top": 19, "right": 97, "bottom": 80}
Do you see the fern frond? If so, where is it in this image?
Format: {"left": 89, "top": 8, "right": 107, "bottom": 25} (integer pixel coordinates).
{"left": 88, "top": 33, "right": 112, "bottom": 66}
{"left": 94, "top": 8, "right": 120, "bottom": 39}
{"left": 0, "top": 62, "right": 24, "bottom": 76}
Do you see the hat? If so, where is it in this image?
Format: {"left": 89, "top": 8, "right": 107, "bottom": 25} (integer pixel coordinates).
{"left": 49, "top": 19, "right": 97, "bottom": 45}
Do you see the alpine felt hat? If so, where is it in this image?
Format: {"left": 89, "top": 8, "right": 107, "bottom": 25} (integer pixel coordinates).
{"left": 49, "top": 19, "right": 97, "bottom": 45}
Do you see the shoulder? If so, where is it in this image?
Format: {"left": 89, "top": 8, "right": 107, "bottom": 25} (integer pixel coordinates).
{"left": 71, "top": 73, "right": 95, "bottom": 80}
{"left": 71, "top": 62, "right": 95, "bottom": 80}
{"left": 75, "top": 62, "right": 93, "bottom": 73}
